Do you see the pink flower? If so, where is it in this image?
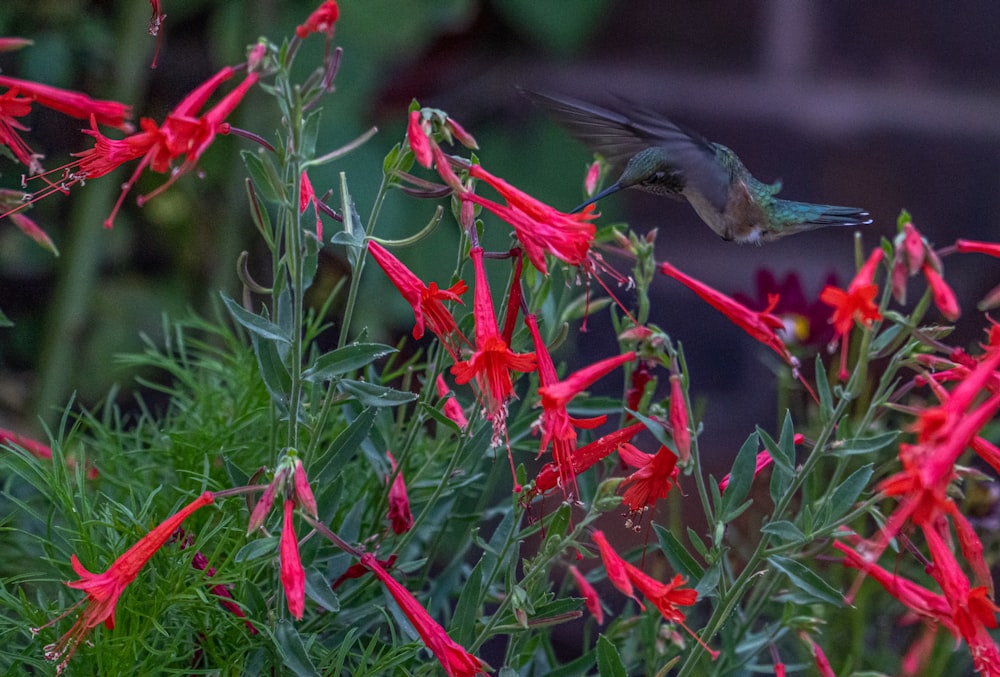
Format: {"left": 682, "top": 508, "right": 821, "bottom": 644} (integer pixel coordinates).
{"left": 386, "top": 450, "right": 413, "bottom": 535}
{"left": 569, "top": 565, "right": 604, "bottom": 624}
{"left": 407, "top": 110, "right": 434, "bottom": 168}
{"left": 435, "top": 374, "right": 468, "bottom": 430}
{"left": 296, "top": 0, "right": 340, "bottom": 39}
{"left": 39, "top": 493, "right": 214, "bottom": 671}
{"left": 0, "top": 426, "right": 96, "bottom": 478}
{"left": 361, "top": 554, "right": 487, "bottom": 676}
{"left": 280, "top": 499, "right": 306, "bottom": 619}
{"left": 669, "top": 368, "right": 691, "bottom": 463}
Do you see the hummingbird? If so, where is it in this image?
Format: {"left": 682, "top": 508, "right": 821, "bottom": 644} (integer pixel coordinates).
{"left": 527, "top": 91, "right": 871, "bottom": 243}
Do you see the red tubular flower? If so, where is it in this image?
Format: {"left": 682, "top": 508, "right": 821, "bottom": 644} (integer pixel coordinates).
{"left": 463, "top": 164, "right": 597, "bottom": 274}
{"left": 669, "top": 369, "right": 691, "bottom": 463}
{"left": 660, "top": 259, "right": 796, "bottom": 368}
{"left": 0, "top": 89, "right": 43, "bottom": 172}
{"left": 8, "top": 66, "right": 257, "bottom": 228}
{"left": 957, "top": 239, "right": 1000, "bottom": 258}
{"left": 836, "top": 539, "right": 1000, "bottom": 674}
{"left": 528, "top": 313, "right": 634, "bottom": 496}
{"left": 0, "top": 74, "right": 131, "bottom": 131}
{"left": 280, "top": 499, "right": 306, "bottom": 620}
{"left": 797, "top": 632, "right": 836, "bottom": 677}
{"left": 450, "top": 247, "right": 536, "bottom": 447}
{"left": 367, "top": 241, "right": 468, "bottom": 358}
{"left": 921, "top": 262, "right": 961, "bottom": 321}
{"left": 407, "top": 110, "right": 434, "bottom": 168}
{"left": 299, "top": 170, "right": 323, "bottom": 240}
{"left": 569, "top": 565, "right": 604, "bottom": 624}
{"left": 361, "top": 553, "right": 487, "bottom": 677}
{"left": 0, "top": 426, "right": 96, "bottom": 478}
{"left": 295, "top": 0, "right": 340, "bottom": 39}
{"left": 40, "top": 492, "right": 214, "bottom": 670}
{"left": 619, "top": 443, "right": 680, "bottom": 514}
{"left": 292, "top": 459, "right": 318, "bottom": 519}
{"left": 386, "top": 450, "right": 413, "bottom": 535}
{"left": 584, "top": 160, "right": 601, "bottom": 197}
{"left": 819, "top": 247, "right": 884, "bottom": 380}
{"left": 435, "top": 374, "right": 469, "bottom": 431}
{"left": 529, "top": 422, "right": 646, "bottom": 497}
{"left": 591, "top": 531, "right": 717, "bottom": 659}
{"left": 8, "top": 211, "right": 57, "bottom": 255}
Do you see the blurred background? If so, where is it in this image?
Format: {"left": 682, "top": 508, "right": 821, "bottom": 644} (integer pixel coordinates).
{"left": 1, "top": 0, "right": 999, "bottom": 464}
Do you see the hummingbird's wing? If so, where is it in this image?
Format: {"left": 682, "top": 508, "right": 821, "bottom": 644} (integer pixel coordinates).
{"left": 524, "top": 90, "right": 732, "bottom": 211}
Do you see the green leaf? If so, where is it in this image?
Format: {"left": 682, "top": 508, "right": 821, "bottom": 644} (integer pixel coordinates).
{"left": 241, "top": 149, "right": 285, "bottom": 204}
{"left": 0, "top": 307, "right": 12, "bottom": 327}
{"left": 762, "top": 412, "right": 796, "bottom": 506}
{"left": 337, "top": 379, "right": 417, "bottom": 407}
{"left": 234, "top": 536, "right": 278, "bottom": 562}
{"left": 760, "top": 520, "right": 805, "bottom": 545}
{"left": 769, "top": 555, "right": 843, "bottom": 606}
{"left": 221, "top": 293, "right": 291, "bottom": 344}
{"left": 718, "top": 432, "right": 759, "bottom": 519}
{"left": 596, "top": 634, "right": 627, "bottom": 677}
{"left": 625, "top": 408, "right": 671, "bottom": 449}
{"left": 336, "top": 172, "right": 366, "bottom": 270}
{"left": 304, "top": 566, "right": 340, "bottom": 613}
{"left": 314, "top": 407, "right": 376, "bottom": 485}
{"left": 302, "top": 343, "right": 397, "bottom": 382}
{"left": 251, "top": 331, "right": 290, "bottom": 414}
{"left": 275, "top": 619, "right": 319, "bottom": 676}
{"left": 823, "top": 464, "right": 874, "bottom": 526}
{"left": 452, "top": 558, "right": 484, "bottom": 646}
{"left": 814, "top": 354, "right": 833, "bottom": 422}
{"left": 831, "top": 431, "right": 899, "bottom": 457}
{"left": 653, "top": 523, "right": 704, "bottom": 581}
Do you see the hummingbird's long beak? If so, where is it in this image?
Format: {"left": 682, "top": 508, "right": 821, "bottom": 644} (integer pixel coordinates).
{"left": 571, "top": 181, "right": 623, "bottom": 214}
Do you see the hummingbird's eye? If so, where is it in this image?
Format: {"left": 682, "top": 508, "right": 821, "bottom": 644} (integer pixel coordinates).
{"left": 644, "top": 171, "right": 666, "bottom": 185}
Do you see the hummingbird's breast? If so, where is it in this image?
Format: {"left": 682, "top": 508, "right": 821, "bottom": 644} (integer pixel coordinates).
{"left": 683, "top": 180, "right": 768, "bottom": 243}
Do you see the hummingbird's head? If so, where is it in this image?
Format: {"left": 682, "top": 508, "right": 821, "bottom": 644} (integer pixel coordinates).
{"left": 571, "top": 149, "right": 677, "bottom": 213}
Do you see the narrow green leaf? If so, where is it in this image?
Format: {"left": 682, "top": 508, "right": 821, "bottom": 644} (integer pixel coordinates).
{"left": 303, "top": 343, "right": 397, "bottom": 382}
{"left": 275, "top": 618, "right": 319, "bottom": 676}
{"left": 0, "top": 307, "right": 12, "bottom": 327}
{"left": 760, "top": 520, "right": 805, "bottom": 545}
{"left": 769, "top": 555, "right": 843, "bottom": 606}
{"left": 241, "top": 149, "right": 285, "bottom": 204}
{"left": 251, "top": 331, "right": 290, "bottom": 414}
{"left": 304, "top": 566, "right": 340, "bottom": 613}
{"left": 831, "top": 431, "right": 899, "bottom": 457}
{"left": 718, "top": 432, "right": 759, "bottom": 519}
{"left": 314, "top": 407, "right": 376, "bottom": 485}
{"left": 814, "top": 354, "right": 833, "bottom": 422}
{"left": 596, "top": 635, "right": 627, "bottom": 677}
{"left": 823, "top": 463, "right": 874, "bottom": 526}
{"left": 338, "top": 379, "right": 417, "bottom": 407}
{"left": 625, "top": 408, "right": 671, "bottom": 449}
{"left": 221, "top": 293, "right": 291, "bottom": 344}
{"left": 653, "top": 523, "right": 704, "bottom": 581}
{"left": 234, "top": 536, "right": 278, "bottom": 562}
{"left": 452, "top": 558, "right": 484, "bottom": 646}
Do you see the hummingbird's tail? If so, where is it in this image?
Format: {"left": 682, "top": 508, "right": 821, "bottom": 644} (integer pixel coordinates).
{"left": 771, "top": 200, "right": 872, "bottom": 238}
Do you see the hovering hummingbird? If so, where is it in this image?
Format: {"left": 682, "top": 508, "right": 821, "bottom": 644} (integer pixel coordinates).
{"left": 527, "top": 91, "right": 871, "bottom": 243}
